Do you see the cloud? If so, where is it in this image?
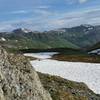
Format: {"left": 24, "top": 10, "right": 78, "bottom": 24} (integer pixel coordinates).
{"left": 0, "top": 7, "right": 100, "bottom": 32}
{"left": 10, "top": 10, "right": 29, "bottom": 14}
{"left": 65, "top": 0, "right": 77, "bottom": 4}
{"left": 0, "top": 10, "right": 32, "bottom": 15}
{"left": 65, "top": 0, "right": 88, "bottom": 4}
{"left": 48, "top": 7, "right": 100, "bottom": 28}
{"left": 34, "top": 9, "right": 51, "bottom": 16}
{"left": 79, "top": 0, "right": 88, "bottom": 4}
{"left": 36, "top": 5, "right": 50, "bottom": 9}
{"left": 0, "top": 24, "right": 15, "bottom": 32}
{"left": 2, "top": 5, "right": 50, "bottom": 15}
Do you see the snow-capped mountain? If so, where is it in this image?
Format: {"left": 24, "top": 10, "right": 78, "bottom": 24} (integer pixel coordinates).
{"left": 13, "top": 28, "right": 32, "bottom": 33}
{"left": 0, "top": 24, "right": 100, "bottom": 50}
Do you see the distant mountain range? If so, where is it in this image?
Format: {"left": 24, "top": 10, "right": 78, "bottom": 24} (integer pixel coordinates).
{"left": 0, "top": 24, "right": 100, "bottom": 52}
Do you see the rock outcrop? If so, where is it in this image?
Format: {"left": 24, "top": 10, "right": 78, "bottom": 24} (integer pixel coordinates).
{"left": 0, "top": 46, "right": 52, "bottom": 100}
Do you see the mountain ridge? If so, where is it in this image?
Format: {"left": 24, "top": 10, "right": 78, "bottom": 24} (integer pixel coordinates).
{"left": 0, "top": 24, "right": 100, "bottom": 51}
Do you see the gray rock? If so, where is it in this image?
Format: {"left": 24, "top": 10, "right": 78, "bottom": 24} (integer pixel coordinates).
{"left": 0, "top": 46, "right": 52, "bottom": 100}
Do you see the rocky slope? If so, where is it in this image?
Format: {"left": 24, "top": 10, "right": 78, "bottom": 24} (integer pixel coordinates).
{"left": 38, "top": 72, "right": 100, "bottom": 100}
{"left": 0, "top": 46, "right": 52, "bottom": 100}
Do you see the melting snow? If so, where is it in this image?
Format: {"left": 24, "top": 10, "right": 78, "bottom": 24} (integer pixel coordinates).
{"left": 0, "top": 37, "right": 6, "bottom": 41}
{"left": 24, "top": 52, "right": 58, "bottom": 59}
{"left": 24, "top": 53, "right": 100, "bottom": 94}
{"left": 88, "top": 49, "right": 100, "bottom": 55}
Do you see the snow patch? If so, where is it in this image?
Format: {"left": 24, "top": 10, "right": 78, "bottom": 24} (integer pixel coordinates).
{"left": 0, "top": 37, "right": 6, "bottom": 41}
{"left": 24, "top": 52, "right": 58, "bottom": 59}
{"left": 88, "top": 49, "right": 100, "bottom": 55}
{"left": 25, "top": 52, "right": 100, "bottom": 94}
{"left": 31, "top": 59, "right": 100, "bottom": 94}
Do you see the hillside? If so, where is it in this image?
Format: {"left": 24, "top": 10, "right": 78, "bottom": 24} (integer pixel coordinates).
{"left": 0, "top": 24, "right": 100, "bottom": 52}
{"left": 88, "top": 42, "right": 100, "bottom": 51}
{"left": 47, "top": 25, "right": 100, "bottom": 49}
{"left": 0, "top": 28, "right": 79, "bottom": 52}
{"left": 38, "top": 72, "right": 100, "bottom": 100}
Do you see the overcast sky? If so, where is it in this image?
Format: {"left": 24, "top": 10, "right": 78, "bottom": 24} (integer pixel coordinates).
{"left": 0, "top": 0, "right": 100, "bottom": 31}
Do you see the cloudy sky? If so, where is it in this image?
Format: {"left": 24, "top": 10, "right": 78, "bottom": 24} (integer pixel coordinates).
{"left": 0, "top": 0, "right": 100, "bottom": 31}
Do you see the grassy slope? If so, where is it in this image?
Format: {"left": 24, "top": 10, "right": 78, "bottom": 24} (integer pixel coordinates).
{"left": 1, "top": 35, "right": 80, "bottom": 53}
{"left": 38, "top": 72, "right": 100, "bottom": 100}
{"left": 87, "top": 42, "right": 100, "bottom": 51}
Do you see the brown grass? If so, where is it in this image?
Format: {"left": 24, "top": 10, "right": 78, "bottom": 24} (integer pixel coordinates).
{"left": 52, "top": 54, "right": 100, "bottom": 63}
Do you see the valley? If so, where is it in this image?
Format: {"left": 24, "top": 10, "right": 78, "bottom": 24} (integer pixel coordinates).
{"left": 1, "top": 0, "right": 100, "bottom": 99}
{"left": 1, "top": 24, "right": 100, "bottom": 52}
{"left": 0, "top": 25, "right": 100, "bottom": 100}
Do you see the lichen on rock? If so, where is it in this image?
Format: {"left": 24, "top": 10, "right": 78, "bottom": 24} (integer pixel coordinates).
{"left": 0, "top": 46, "right": 52, "bottom": 100}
